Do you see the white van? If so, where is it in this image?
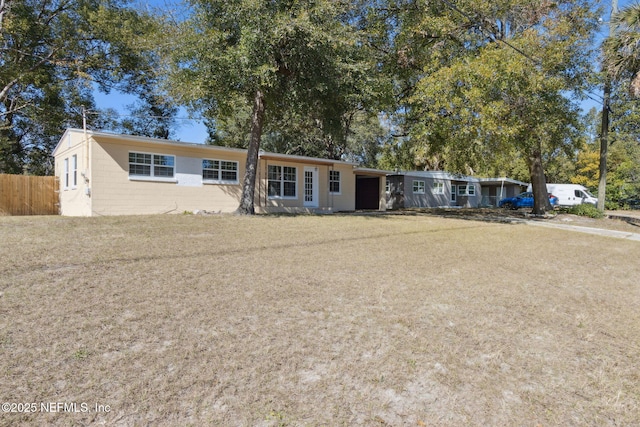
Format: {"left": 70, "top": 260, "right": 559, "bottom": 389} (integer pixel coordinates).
{"left": 527, "top": 183, "right": 598, "bottom": 207}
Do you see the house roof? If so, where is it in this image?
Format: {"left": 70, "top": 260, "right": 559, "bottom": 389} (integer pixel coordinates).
{"left": 354, "top": 167, "right": 393, "bottom": 176}
{"left": 390, "top": 170, "right": 481, "bottom": 182}
{"left": 389, "top": 171, "right": 527, "bottom": 186}
{"left": 53, "top": 128, "right": 244, "bottom": 157}
{"left": 259, "top": 151, "right": 357, "bottom": 167}
{"left": 53, "top": 129, "right": 372, "bottom": 169}
{"left": 477, "top": 177, "right": 529, "bottom": 187}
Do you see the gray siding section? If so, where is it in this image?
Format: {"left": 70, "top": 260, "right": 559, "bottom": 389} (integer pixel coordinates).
{"left": 403, "top": 175, "right": 451, "bottom": 207}
{"left": 386, "top": 172, "right": 485, "bottom": 209}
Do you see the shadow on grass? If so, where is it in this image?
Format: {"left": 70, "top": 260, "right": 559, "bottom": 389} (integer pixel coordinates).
{"left": 24, "top": 220, "right": 499, "bottom": 276}
{"left": 336, "top": 208, "right": 529, "bottom": 225}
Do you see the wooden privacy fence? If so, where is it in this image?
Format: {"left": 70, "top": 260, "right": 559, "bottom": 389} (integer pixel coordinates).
{"left": 0, "top": 174, "right": 59, "bottom": 215}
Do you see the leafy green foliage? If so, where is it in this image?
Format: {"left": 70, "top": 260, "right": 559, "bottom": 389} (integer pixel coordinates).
{"left": 580, "top": 92, "right": 640, "bottom": 207}
{"left": 162, "top": 0, "right": 379, "bottom": 212}
{"left": 0, "top": 0, "right": 172, "bottom": 174}
{"left": 164, "top": 0, "right": 371, "bottom": 134}
{"left": 604, "top": 3, "right": 640, "bottom": 96}
{"left": 567, "top": 203, "right": 604, "bottom": 218}
{"left": 382, "top": 0, "right": 599, "bottom": 214}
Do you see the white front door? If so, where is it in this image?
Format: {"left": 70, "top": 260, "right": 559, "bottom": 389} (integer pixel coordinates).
{"left": 303, "top": 167, "right": 319, "bottom": 208}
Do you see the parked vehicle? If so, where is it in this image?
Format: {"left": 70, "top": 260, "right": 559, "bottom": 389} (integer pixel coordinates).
{"left": 620, "top": 198, "right": 640, "bottom": 210}
{"left": 499, "top": 192, "right": 559, "bottom": 209}
{"left": 526, "top": 184, "right": 598, "bottom": 207}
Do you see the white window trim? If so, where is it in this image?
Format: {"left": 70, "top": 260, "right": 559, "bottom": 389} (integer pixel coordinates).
{"left": 432, "top": 181, "right": 444, "bottom": 195}
{"left": 457, "top": 184, "right": 476, "bottom": 196}
{"left": 413, "top": 180, "right": 426, "bottom": 194}
{"left": 128, "top": 151, "right": 177, "bottom": 183}
{"left": 268, "top": 165, "right": 298, "bottom": 199}
{"left": 329, "top": 170, "right": 341, "bottom": 195}
{"left": 63, "top": 158, "right": 69, "bottom": 190}
{"left": 202, "top": 159, "right": 239, "bottom": 185}
{"left": 71, "top": 154, "right": 78, "bottom": 189}
{"left": 129, "top": 176, "right": 177, "bottom": 183}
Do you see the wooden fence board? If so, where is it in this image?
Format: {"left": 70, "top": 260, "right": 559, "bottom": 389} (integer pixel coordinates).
{"left": 0, "top": 174, "right": 59, "bottom": 215}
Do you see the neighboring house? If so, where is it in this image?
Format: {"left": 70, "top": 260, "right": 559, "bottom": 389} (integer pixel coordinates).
{"left": 386, "top": 171, "right": 526, "bottom": 209}
{"left": 52, "top": 129, "right": 387, "bottom": 216}
{"left": 477, "top": 177, "right": 528, "bottom": 207}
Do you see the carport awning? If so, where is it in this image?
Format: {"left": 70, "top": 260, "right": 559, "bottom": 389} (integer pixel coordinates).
{"left": 477, "top": 177, "right": 528, "bottom": 187}
{"left": 353, "top": 167, "right": 391, "bottom": 176}
{"left": 259, "top": 152, "right": 359, "bottom": 167}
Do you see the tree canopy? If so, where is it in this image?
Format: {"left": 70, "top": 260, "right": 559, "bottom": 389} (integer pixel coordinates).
{"left": 0, "top": 0, "right": 171, "bottom": 174}
{"left": 379, "top": 0, "right": 599, "bottom": 214}
{"left": 604, "top": 2, "right": 640, "bottom": 96}
{"left": 5, "top": 0, "right": 639, "bottom": 214}
{"left": 161, "top": 0, "right": 379, "bottom": 213}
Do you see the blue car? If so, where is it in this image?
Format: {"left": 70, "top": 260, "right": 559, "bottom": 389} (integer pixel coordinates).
{"left": 498, "top": 192, "right": 559, "bottom": 209}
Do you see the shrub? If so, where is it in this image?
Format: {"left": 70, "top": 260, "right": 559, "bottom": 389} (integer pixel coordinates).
{"left": 605, "top": 201, "right": 619, "bottom": 210}
{"left": 568, "top": 204, "right": 604, "bottom": 218}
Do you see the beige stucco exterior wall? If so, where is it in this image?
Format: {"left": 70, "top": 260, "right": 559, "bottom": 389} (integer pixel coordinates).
{"left": 89, "top": 137, "right": 247, "bottom": 216}
{"left": 333, "top": 163, "right": 357, "bottom": 211}
{"left": 54, "top": 131, "right": 92, "bottom": 216}
{"left": 256, "top": 159, "right": 356, "bottom": 213}
{"left": 54, "top": 130, "right": 384, "bottom": 216}
{"left": 255, "top": 159, "right": 356, "bottom": 213}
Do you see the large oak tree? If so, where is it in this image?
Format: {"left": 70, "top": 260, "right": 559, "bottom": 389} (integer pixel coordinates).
{"left": 383, "top": 0, "right": 599, "bottom": 214}
{"left": 161, "top": 0, "right": 377, "bottom": 214}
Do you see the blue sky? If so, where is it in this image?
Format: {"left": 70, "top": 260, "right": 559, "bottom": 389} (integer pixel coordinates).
{"left": 91, "top": 0, "right": 634, "bottom": 143}
{"left": 93, "top": 90, "right": 209, "bottom": 143}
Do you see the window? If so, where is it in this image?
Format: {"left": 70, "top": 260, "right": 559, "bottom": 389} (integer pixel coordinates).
{"left": 268, "top": 165, "right": 297, "bottom": 198}
{"left": 203, "top": 159, "right": 238, "bottom": 183}
{"left": 153, "top": 155, "right": 174, "bottom": 177}
{"left": 432, "top": 181, "right": 444, "bottom": 194}
{"left": 385, "top": 180, "right": 391, "bottom": 193}
{"left": 451, "top": 185, "right": 457, "bottom": 202}
{"left": 63, "top": 158, "right": 69, "bottom": 189}
{"left": 457, "top": 184, "right": 475, "bottom": 196}
{"left": 413, "top": 180, "right": 425, "bottom": 194}
{"left": 329, "top": 170, "right": 341, "bottom": 194}
{"left": 71, "top": 155, "right": 78, "bottom": 187}
{"left": 129, "top": 152, "right": 174, "bottom": 179}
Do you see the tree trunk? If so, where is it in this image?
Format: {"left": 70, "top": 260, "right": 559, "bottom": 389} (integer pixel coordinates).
{"left": 597, "top": 79, "right": 610, "bottom": 212}
{"left": 236, "top": 89, "right": 265, "bottom": 215}
{"left": 528, "top": 148, "right": 550, "bottom": 216}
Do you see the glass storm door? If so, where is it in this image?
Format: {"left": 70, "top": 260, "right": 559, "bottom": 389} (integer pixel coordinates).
{"left": 304, "top": 167, "right": 319, "bottom": 208}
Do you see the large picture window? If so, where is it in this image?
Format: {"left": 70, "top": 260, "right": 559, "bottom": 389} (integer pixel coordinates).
{"left": 129, "top": 152, "right": 175, "bottom": 178}
{"left": 203, "top": 159, "right": 238, "bottom": 183}
{"left": 268, "top": 165, "right": 297, "bottom": 198}
{"left": 329, "top": 170, "right": 341, "bottom": 194}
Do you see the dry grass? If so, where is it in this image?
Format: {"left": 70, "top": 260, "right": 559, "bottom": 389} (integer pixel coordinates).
{"left": 1, "top": 213, "right": 639, "bottom": 426}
